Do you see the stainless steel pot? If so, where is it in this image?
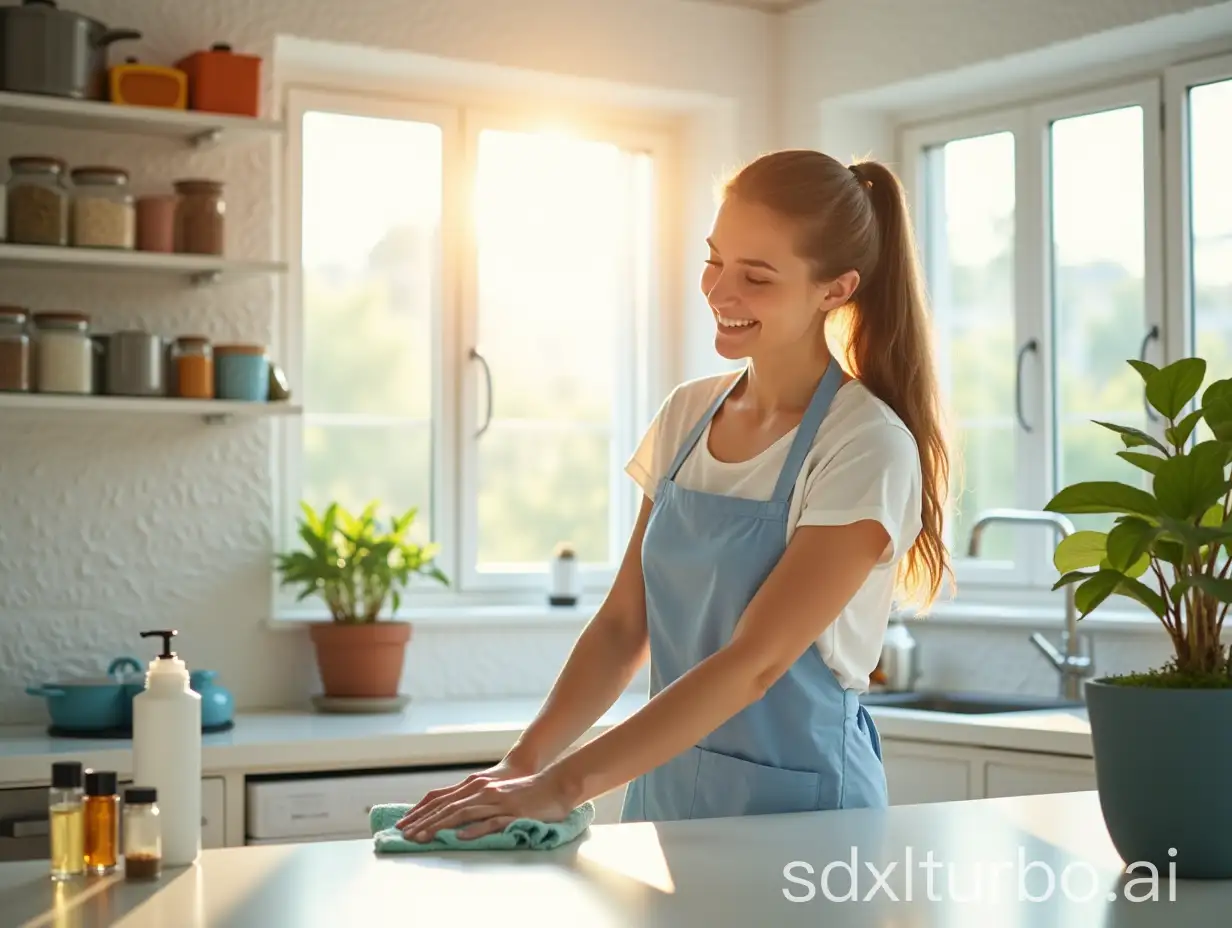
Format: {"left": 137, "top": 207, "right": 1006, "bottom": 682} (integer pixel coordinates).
{"left": 106, "top": 329, "right": 166, "bottom": 397}
{"left": 0, "top": 0, "right": 141, "bottom": 100}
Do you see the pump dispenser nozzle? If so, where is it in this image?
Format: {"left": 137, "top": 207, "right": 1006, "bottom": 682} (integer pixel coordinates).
{"left": 140, "top": 630, "right": 178, "bottom": 660}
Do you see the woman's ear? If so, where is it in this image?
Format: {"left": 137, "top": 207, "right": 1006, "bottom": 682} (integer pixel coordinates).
{"left": 818, "top": 270, "right": 860, "bottom": 311}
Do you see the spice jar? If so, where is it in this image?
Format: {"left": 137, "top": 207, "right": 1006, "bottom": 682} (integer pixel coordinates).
{"left": 136, "top": 194, "right": 176, "bottom": 252}
{"left": 83, "top": 770, "right": 119, "bottom": 875}
{"left": 122, "top": 787, "right": 161, "bottom": 881}
{"left": 70, "top": 167, "right": 136, "bottom": 249}
{"left": 34, "top": 312, "right": 92, "bottom": 395}
{"left": 171, "top": 336, "right": 213, "bottom": 398}
{"left": 0, "top": 307, "right": 31, "bottom": 393}
{"left": 173, "top": 179, "right": 224, "bottom": 255}
{"left": 6, "top": 156, "right": 69, "bottom": 246}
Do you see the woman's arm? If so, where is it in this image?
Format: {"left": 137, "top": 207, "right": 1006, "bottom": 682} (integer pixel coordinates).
{"left": 502, "top": 495, "right": 655, "bottom": 773}
{"left": 547, "top": 518, "right": 890, "bottom": 806}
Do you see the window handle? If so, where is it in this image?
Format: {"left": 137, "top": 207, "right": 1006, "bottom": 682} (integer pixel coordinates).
{"left": 469, "top": 347, "right": 493, "bottom": 438}
{"left": 1015, "top": 338, "right": 1038, "bottom": 433}
{"left": 1139, "top": 325, "right": 1160, "bottom": 422}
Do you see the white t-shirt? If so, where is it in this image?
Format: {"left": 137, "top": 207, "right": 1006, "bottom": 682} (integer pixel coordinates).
{"left": 625, "top": 369, "right": 923, "bottom": 692}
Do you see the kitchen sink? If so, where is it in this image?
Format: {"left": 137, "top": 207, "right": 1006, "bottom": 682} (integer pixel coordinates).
{"left": 859, "top": 690, "right": 1084, "bottom": 714}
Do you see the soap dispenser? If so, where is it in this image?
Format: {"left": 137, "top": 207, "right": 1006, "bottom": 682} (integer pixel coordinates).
{"left": 132, "top": 629, "right": 201, "bottom": 868}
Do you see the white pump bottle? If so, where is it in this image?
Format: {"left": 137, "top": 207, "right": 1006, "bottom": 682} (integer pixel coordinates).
{"left": 132, "top": 629, "right": 202, "bottom": 867}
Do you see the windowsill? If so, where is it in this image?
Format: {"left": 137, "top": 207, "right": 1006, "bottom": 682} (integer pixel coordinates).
{"left": 269, "top": 590, "right": 1165, "bottom": 635}
{"left": 895, "top": 600, "right": 1165, "bottom": 634}
{"left": 270, "top": 597, "right": 607, "bottom": 630}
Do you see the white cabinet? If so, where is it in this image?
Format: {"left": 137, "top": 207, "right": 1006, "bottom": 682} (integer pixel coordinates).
{"left": 881, "top": 740, "right": 1095, "bottom": 805}
{"left": 882, "top": 741, "right": 972, "bottom": 805}
{"left": 201, "top": 777, "right": 225, "bottom": 849}
{"left": 983, "top": 754, "right": 1097, "bottom": 798}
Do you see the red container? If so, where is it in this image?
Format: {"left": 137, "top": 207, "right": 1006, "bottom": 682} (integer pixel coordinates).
{"left": 174, "top": 43, "right": 261, "bottom": 117}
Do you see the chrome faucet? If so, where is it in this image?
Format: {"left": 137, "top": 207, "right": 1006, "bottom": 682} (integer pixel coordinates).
{"left": 966, "top": 508, "right": 1095, "bottom": 701}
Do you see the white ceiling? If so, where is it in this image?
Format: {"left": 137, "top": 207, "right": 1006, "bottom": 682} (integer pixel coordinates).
{"left": 685, "top": 0, "right": 815, "bottom": 11}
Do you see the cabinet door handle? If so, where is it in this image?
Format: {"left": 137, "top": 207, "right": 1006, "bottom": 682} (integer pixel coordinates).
{"left": 1139, "top": 325, "right": 1160, "bottom": 422}
{"left": 1015, "top": 338, "right": 1038, "bottom": 433}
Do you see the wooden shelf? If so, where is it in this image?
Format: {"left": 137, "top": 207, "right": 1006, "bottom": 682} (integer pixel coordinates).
{"left": 0, "top": 90, "right": 282, "bottom": 148}
{"left": 0, "top": 393, "right": 302, "bottom": 424}
{"left": 0, "top": 243, "right": 285, "bottom": 285}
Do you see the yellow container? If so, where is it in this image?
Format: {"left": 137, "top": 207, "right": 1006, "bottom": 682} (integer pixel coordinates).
{"left": 108, "top": 59, "right": 188, "bottom": 109}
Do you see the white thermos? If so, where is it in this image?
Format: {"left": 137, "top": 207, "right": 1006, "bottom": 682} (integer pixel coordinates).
{"left": 132, "top": 629, "right": 202, "bottom": 867}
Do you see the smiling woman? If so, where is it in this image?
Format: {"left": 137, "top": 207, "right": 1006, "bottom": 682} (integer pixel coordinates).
{"left": 391, "top": 148, "right": 953, "bottom": 844}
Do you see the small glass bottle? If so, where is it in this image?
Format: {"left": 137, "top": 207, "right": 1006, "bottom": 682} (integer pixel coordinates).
{"left": 122, "top": 787, "right": 161, "bottom": 881}
{"left": 83, "top": 770, "right": 119, "bottom": 874}
{"left": 49, "top": 761, "right": 85, "bottom": 881}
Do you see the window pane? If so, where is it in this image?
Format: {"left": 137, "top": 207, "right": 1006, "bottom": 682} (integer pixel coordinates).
{"left": 472, "top": 128, "right": 652, "bottom": 569}
{"left": 301, "top": 423, "right": 433, "bottom": 544}
{"left": 1189, "top": 78, "right": 1232, "bottom": 443}
{"left": 923, "top": 132, "right": 1017, "bottom": 561}
{"left": 477, "top": 424, "right": 610, "bottom": 564}
{"left": 299, "top": 110, "right": 440, "bottom": 536}
{"left": 1050, "top": 106, "right": 1147, "bottom": 533}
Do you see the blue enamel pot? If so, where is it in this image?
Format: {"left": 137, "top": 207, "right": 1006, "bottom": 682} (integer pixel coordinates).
{"left": 26, "top": 656, "right": 144, "bottom": 731}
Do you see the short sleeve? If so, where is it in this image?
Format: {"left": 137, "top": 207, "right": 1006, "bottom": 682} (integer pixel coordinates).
{"left": 796, "top": 423, "right": 923, "bottom": 564}
{"left": 625, "top": 390, "right": 675, "bottom": 501}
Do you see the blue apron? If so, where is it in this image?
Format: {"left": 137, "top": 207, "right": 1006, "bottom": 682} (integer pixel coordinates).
{"left": 620, "top": 358, "right": 888, "bottom": 822}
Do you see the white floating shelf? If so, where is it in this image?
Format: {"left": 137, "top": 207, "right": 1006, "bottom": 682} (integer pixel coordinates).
{"left": 0, "top": 243, "right": 285, "bottom": 285}
{"left": 0, "top": 90, "right": 282, "bottom": 147}
{"left": 0, "top": 393, "right": 301, "bottom": 423}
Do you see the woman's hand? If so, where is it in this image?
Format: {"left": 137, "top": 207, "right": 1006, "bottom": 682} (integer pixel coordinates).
{"left": 395, "top": 765, "right": 578, "bottom": 842}
{"left": 393, "top": 754, "right": 536, "bottom": 835}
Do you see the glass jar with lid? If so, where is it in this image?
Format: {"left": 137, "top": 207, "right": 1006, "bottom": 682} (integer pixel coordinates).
{"left": 70, "top": 167, "right": 136, "bottom": 249}
{"left": 0, "top": 307, "right": 31, "bottom": 393}
{"left": 171, "top": 336, "right": 213, "bottom": 398}
{"left": 173, "top": 179, "right": 225, "bottom": 255}
{"left": 6, "top": 156, "right": 69, "bottom": 246}
{"left": 34, "top": 312, "right": 93, "bottom": 395}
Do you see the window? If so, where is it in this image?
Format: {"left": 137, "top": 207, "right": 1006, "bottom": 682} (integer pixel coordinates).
{"left": 278, "top": 88, "right": 670, "bottom": 612}
{"left": 901, "top": 72, "right": 1199, "bottom": 601}
{"left": 1181, "top": 70, "right": 1232, "bottom": 443}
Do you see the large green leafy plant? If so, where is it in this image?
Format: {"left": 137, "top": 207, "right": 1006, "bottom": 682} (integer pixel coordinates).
{"left": 1046, "top": 357, "right": 1232, "bottom": 687}
{"left": 275, "top": 501, "right": 449, "bottom": 623}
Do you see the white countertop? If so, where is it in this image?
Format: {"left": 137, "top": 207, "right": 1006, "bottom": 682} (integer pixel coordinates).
{"left": 0, "top": 790, "right": 1218, "bottom": 927}
{"left": 0, "top": 692, "right": 1093, "bottom": 788}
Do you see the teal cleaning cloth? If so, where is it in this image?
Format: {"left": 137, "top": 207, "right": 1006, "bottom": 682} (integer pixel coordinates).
{"left": 369, "top": 801, "right": 596, "bottom": 853}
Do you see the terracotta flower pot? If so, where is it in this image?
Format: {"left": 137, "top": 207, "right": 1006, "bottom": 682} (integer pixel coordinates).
{"left": 308, "top": 621, "right": 411, "bottom": 698}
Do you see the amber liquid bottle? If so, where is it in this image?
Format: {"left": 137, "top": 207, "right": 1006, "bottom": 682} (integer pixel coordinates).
{"left": 83, "top": 770, "right": 119, "bottom": 874}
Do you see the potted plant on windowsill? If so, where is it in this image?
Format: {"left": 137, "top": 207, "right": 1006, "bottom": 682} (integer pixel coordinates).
{"left": 1044, "top": 356, "right": 1232, "bottom": 880}
{"left": 275, "top": 500, "right": 449, "bottom": 701}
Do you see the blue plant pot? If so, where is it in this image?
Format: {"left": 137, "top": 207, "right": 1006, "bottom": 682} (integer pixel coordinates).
{"left": 1086, "top": 678, "right": 1232, "bottom": 879}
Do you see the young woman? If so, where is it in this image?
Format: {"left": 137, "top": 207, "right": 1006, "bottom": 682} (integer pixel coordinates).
{"left": 397, "top": 149, "right": 951, "bottom": 840}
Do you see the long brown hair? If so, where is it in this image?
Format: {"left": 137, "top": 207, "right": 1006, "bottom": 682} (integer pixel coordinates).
{"left": 724, "top": 150, "right": 953, "bottom": 608}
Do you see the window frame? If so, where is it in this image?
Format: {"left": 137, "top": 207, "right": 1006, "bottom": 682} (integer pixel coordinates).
{"left": 897, "top": 65, "right": 1204, "bottom": 616}
{"left": 1163, "top": 52, "right": 1232, "bottom": 376}
{"left": 274, "top": 84, "right": 678, "bottom": 618}
{"left": 455, "top": 106, "right": 675, "bottom": 594}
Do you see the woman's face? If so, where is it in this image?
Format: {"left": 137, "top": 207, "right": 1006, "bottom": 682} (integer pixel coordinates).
{"left": 700, "top": 194, "right": 854, "bottom": 362}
